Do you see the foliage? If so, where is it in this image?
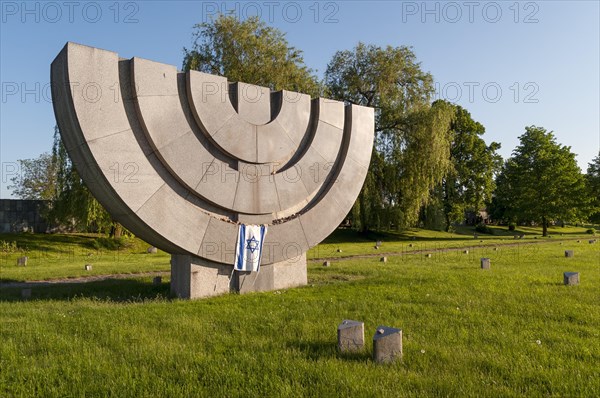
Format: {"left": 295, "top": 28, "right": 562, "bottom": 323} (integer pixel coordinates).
{"left": 325, "top": 43, "right": 453, "bottom": 231}
{"left": 48, "top": 126, "right": 114, "bottom": 233}
{"left": 436, "top": 102, "right": 502, "bottom": 230}
{"left": 7, "top": 152, "right": 57, "bottom": 200}
{"left": 92, "top": 236, "right": 134, "bottom": 251}
{"left": 183, "top": 15, "right": 321, "bottom": 97}
{"left": 0, "top": 240, "right": 21, "bottom": 253}
{"left": 474, "top": 223, "right": 494, "bottom": 235}
{"left": 585, "top": 152, "right": 600, "bottom": 223}
{"left": 494, "top": 126, "right": 589, "bottom": 236}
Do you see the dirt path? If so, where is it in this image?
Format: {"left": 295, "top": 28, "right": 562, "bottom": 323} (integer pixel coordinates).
{"left": 1, "top": 237, "right": 590, "bottom": 289}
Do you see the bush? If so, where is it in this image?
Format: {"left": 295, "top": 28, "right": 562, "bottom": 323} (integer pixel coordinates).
{"left": 508, "top": 224, "right": 516, "bottom": 231}
{"left": 92, "top": 236, "right": 134, "bottom": 251}
{"left": 0, "top": 240, "right": 20, "bottom": 253}
{"left": 475, "top": 224, "right": 494, "bottom": 235}
{"left": 586, "top": 229, "right": 595, "bottom": 234}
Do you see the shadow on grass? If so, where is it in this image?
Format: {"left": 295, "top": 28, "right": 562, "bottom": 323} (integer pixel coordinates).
{"left": 289, "top": 340, "right": 371, "bottom": 363}
{"left": 0, "top": 278, "right": 171, "bottom": 302}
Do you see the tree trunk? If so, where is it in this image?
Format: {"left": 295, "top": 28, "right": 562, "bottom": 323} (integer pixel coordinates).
{"left": 109, "top": 223, "right": 123, "bottom": 239}
{"left": 542, "top": 216, "right": 548, "bottom": 237}
{"left": 359, "top": 190, "right": 369, "bottom": 235}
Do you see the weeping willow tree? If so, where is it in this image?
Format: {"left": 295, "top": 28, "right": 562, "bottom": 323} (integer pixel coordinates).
{"left": 49, "top": 126, "right": 119, "bottom": 235}
{"left": 183, "top": 15, "right": 321, "bottom": 97}
{"left": 325, "top": 43, "right": 454, "bottom": 231}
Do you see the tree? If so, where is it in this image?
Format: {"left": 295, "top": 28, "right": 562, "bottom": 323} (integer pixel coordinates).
{"left": 325, "top": 43, "right": 454, "bottom": 231}
{"left": 8, "top": 152, "right": 57, "bottom": 200}
{"left": 494, "top": 126, "right": 588, "bottom": 236}
{"left": 183, "top": 15, "right": 321, "bottom": 97}
{"left": 437, "top": 102, "right": 502, "bottom": 231}
{"left": 586, "top": 152, "right": 600, "bottom": 224}
{"left": 48, "top": 126, "right": 115, "bottom": 234}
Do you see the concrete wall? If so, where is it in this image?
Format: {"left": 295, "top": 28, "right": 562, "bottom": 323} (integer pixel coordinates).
{"left": 0, "top": 200, "right": 49, "bottom": 233}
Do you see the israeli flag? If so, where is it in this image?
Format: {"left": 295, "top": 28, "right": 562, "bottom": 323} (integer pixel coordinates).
{"left": 234, "top": 224, "right": 267, "bottom": 272}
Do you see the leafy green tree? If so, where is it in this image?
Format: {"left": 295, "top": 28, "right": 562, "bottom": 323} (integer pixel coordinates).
{"left": 494, "top": 126, "right": 588, "bottom": 236}
{"left": 183, "top": 15, "right": 321, "bottom": 97}
{"left": 437, "top": 102, "right": 502, "bottom": 231}
{"left": 8, "top": 152, "right": 57, "bottom": 200}
{"left": 325, "top": 43, "right": 454, "bottom": 231}
{"left": 49, "top": 127, "right": 115, "bottom": 234}
{"left": 586, "top": 152, "right": 600, "bottom": 224}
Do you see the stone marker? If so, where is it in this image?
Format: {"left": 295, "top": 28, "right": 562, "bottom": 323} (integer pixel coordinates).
{"left": 473, "top": 233, "right": 478, "bottom": 239}
{"left": 84, "top": 264, "right": 92, "bottom": 271}
{"left": 380, "top": 257, "right": 387, "bottom": 263}
{"left": 514, "top": 235, "right": 519, "bottom": 240}
{"left": 147, "top": 246, "right": 158, "bottom": 254}
{"left": 589, "top": 240, "right": 596, "bottom": 244}
{"left": 563, "top": 272, "right": 579, "bottom": 286}
{"left": 337, "top": 320, "right": 365, "bottom": 352}
{"left": 493, "top": 247, "right": 498, "bottom": 251}
{"left": 425, "top": 254, "right": 431, "bottom": 258}
{"left": 337, "top": 249, "right": 343, "bottom": 253}
{"left": 323, "top": 261, "right": 331, "bottom": 267}
{"left": 408, "top": 243, "right": 413, "bottom": 248}
{"left": 21, "top": 288, "right": 31, "bottom": 299}
{"left": 577, "top": 240, "right": 581, "bottom": 243}
{"left": 480, "top": 258, "right": 491, "bottom": 270}
{"left": 373, "top": 326, "right": 402, "bottom": 363}
{"left": 153, "top": 276, "right": 162, "bottom": 285}
{"left": 17, "top": 256, "right": 28, "bottom": 266}
{"left": 463, "top": 250, "right": 469, "bottom": 254}
{"left": 376, "top": 240, "right": 382, "bottom": 247}
{"left": 564, "top": 250, "right": 574, "bottom": 258}
{"left": 374, "top": 245, "right": 379, "bottom": 250}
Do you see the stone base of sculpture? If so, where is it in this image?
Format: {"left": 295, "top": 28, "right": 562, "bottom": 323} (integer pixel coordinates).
{"left": 170, "top": 254, "right": 307, "bottom": 299}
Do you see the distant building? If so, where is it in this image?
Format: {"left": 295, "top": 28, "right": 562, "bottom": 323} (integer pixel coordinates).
{"left": 0, "top": 199, "right": 50, "bottom": 233}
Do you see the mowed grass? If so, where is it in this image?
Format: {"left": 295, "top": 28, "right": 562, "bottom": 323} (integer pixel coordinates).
{"left": 1, "top": 236, "right": 599, "bottom": 397}
{"left": 0, "top": 233, "right": 170, "bottom": 282}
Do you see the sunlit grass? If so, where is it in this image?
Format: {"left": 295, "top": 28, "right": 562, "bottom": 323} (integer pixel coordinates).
{"left": 1, "top": 236, "right": 598, "bottom": 397}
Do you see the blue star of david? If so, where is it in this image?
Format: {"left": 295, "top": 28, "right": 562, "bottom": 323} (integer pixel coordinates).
{"left": 246, "top": 236, "right": 260, "bottom": 253}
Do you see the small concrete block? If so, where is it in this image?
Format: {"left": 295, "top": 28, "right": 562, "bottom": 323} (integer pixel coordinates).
{"left": 425, "top": 254, "right": 431, "bottom": 258}
{"left": 564, "top": 250, "right": 574, "bottom": 258}
{"left": 577, "top": 240, "right": 581, "bottom": 243}
{"left": 408, "top": 244, "right": 413, "bottom": 248}
{"left": 21, "top": 288, "right": 31, "bottom": 299}
{"left": 17, "top": 256, "right": 28, "bottom": 266}
{"left": 374, "top": 246, "right": 379, "bottom": 250}
{"left": 474, "top": 234, "right": 478, "bottom": 239}
{"left": 563, "top": 272, "right": 579, "bottom": 285}
{"left": 153, "top": 276, "right": 162, "bottom": 285}
{"left": 147, "top": 246, "right": 158, "bottom": 254}
{"left": 493, "top": 247, "right": 498, "bottom": 251}
{"left": 380, "top": 257, "right": 387, "bottom": 263}
{"left": 376, "top": 240, "right": 382, "bottom": 247}
{"left": 337, "top": 249, "right": 343, "bottom": 253}
{"left": 589, "top": 240, "right": 596, "bottom": 244}
{"left": 323, "top": 261, "right": 331, "bottom": 267}
{"left": 373, "top": 326, "right": 402, "bottom": 363}
{"left": 84, "top": 264, "right": 92, "bottom": 271}
{"left": 463, "top": 250, "right": 469, "bottom": 254}
{"left": 337, "top": 320, "right": 365, "bottom": 352}
{"left": 480, "top": 258, "right": 491, "bottom": 270}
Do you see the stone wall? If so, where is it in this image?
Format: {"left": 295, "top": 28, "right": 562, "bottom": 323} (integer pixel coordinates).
{"left": 0, "top": 200, "right": 49, "bottom": 233}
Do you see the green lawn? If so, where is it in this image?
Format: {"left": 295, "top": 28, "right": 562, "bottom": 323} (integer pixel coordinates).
{"left": 1, "top": 230, "right": 598, "bottom": 397}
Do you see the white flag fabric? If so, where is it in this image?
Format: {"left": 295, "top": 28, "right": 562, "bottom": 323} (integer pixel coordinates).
{"left": 234, "top": 224, "right": 267, "bottom": 272}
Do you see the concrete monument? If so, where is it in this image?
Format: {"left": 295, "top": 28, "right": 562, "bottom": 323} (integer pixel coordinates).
{"left": 51, "top": 43, "right": 374, "bottom": 298}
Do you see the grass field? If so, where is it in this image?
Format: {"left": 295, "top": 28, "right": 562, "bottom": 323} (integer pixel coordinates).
{"left": 1, "top": 227, "right": 599, "bottom": 397}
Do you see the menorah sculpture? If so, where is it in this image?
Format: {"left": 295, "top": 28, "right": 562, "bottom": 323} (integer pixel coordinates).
{"left": 51, "top": 42, "right": 374, "bottom": 298}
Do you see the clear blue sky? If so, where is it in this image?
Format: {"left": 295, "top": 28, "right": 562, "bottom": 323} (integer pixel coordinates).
{"left": 1, "top": 0, "right": 598, "bottom": 198}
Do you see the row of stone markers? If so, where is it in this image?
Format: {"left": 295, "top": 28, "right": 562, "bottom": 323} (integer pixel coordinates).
{"left": 563, "top": 249, "right": 580, "bottom": 286}
{"left": 337, "top": 320, "right": 402, "bottom": 364}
